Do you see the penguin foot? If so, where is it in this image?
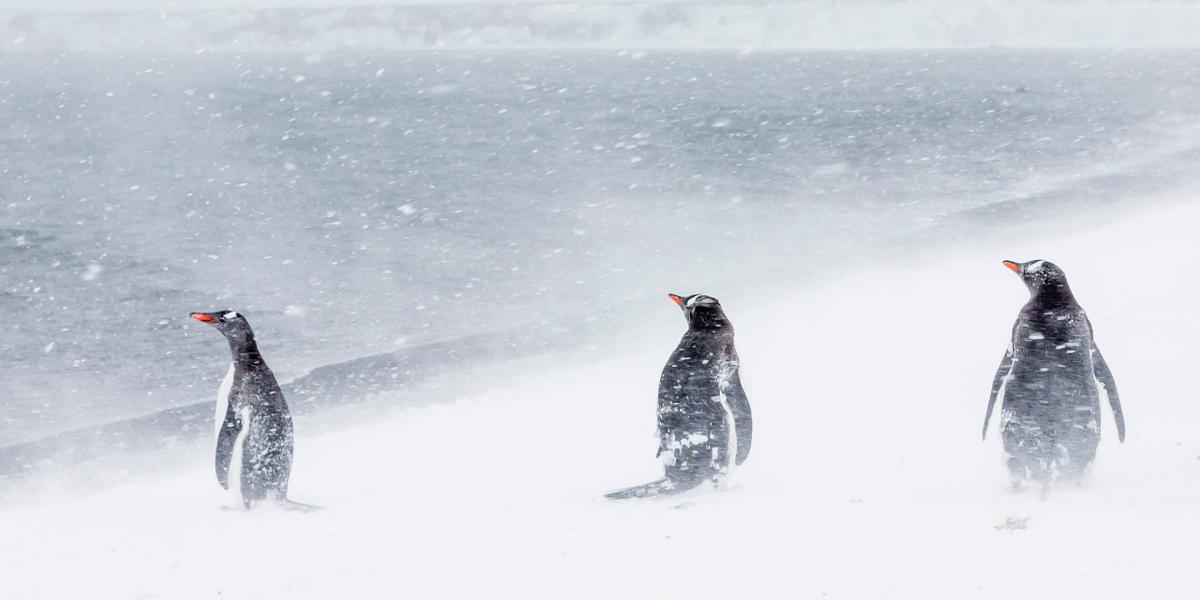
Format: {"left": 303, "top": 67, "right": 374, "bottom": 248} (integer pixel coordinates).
{"left": 1039, "top": 482, "right": 1051, "bottom": 500}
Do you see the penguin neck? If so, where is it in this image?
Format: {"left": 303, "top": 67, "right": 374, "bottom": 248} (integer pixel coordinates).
{"left": 1030, "top": 281, "right": 1077, "bottom": 307}
{"left": 689, "top": 315, "right": 734, "bottom": 334}
{"left": 224, "top": 331, "right": 264, "bottom": 364}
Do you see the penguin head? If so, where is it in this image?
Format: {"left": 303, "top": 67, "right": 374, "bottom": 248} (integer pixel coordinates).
{"left": 668, "top": 293, "right": 732, "bottom": 331}
{"left": 190, "top": 310, "right": 254, "bottom": 344}
{"left": 1002, "top": 259, "right": 1072, "bottom": 297}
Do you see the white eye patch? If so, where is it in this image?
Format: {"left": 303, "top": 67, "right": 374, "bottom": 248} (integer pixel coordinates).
{"left": 688, "top": 295, "right": 717, "bottom": 307}
{"left": 223, "top": 311, "right": 239, "bottom": 319}
{"left": 1026, "top": 261, "right": 1046, "bottom": 274}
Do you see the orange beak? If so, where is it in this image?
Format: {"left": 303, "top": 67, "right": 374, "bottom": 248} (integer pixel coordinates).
{"left": 1002, "top": 260, "right": 1022, "bottom": 274}
{"left": 668, "top": 293, "right": 685, "bottom": 307}
{"left": 190, "top": 313, "right": 215, "bottom": 322}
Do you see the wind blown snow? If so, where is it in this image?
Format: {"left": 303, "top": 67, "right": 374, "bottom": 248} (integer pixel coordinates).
{"left": 3, "top": 197, "right": 1197, "bottom": 599}
{"left": 7, "top": 1, "right": 1200, "bottom": 52}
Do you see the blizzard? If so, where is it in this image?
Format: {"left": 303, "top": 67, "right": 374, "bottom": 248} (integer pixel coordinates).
{"left": 3, "top": 196, "right": 1196, "bottom": 599}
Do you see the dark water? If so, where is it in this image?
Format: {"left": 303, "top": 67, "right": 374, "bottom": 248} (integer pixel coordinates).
{"left": 2, "top": 50, "right": 1200, "bottom": 445}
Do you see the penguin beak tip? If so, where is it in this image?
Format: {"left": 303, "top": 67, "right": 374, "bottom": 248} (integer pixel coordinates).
{"left": 190, "top": 313, "right": 215, "bottom": 322}
{"left": 667, "top": 293, "right": 684, "bottom": 306}
{"left": 1002, "top": 260, "right": 1022, "bottom": 274}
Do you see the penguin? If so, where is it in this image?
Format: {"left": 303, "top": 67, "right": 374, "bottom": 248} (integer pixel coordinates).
{"left": 606, "top": 293, "right": 752, "bottom": 500}
{"left": 191, "top": 310, "right": 298, "bottom": 509}
{"left": 982, "top": 260, "right": 1125, "bottom": 488}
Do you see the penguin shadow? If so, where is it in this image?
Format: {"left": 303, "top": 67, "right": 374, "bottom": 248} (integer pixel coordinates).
{"left": 218, "top": 499, "right": 324, "bottom": 513}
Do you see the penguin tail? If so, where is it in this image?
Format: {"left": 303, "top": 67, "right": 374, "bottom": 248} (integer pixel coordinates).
{"left": 276, "top": 499, "right": 324, "bottom": 512}
{"left": 604, "top": 476, "right": 703, "bottom": 500}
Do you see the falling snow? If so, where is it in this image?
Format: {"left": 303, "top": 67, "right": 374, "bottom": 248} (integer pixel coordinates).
{"left": 1, "top": 4, "right": 1200, "bottom": 600}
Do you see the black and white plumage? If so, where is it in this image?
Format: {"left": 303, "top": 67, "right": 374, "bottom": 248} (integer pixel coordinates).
{"left": 982, "top": 260, "right": 1125, "bottom": 488}
{"left": 606, "top": 293, "right": 752, "bottom": 500}
{"left": 191, "top": 310, "right": 296, "bottom": 509}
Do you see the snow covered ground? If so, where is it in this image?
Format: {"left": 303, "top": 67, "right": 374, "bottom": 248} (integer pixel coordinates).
{"left": 4, "top": 196, "right": 1197, "bottom": 599}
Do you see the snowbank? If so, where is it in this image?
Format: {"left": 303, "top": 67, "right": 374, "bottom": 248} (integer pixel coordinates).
{"left": 2, "top": 195, "right": 1197, "bottom": 598}
{"left": 6, "top": 1, "right": 1200, "bottom": 52}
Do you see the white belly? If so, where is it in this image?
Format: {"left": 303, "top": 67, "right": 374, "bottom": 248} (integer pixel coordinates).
{"left": 716, "top": 387, "right": 738, "bottom": 476}
{"left": 215, "top": 363, "right": 235, "bottom": 440}
{"left": 228, "top": 406, "right": 252, "bottom": 503}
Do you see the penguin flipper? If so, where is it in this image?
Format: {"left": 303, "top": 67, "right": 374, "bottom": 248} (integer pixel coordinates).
{"left": 983, "top": 343, "right": 1015, "bottom": 441}
{"left": 214, "top": 408, "right": 241, "bottom": 489}
{"left": 727, "top": 369, "right": 753, "bottom": 466}
{"left": 1091, "top": 342, "right": 1125, "bottom": 442}
{"left": 604, "top": 476, "right": 703, "bottom": 500}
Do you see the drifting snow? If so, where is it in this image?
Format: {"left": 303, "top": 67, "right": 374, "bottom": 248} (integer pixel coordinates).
{"left": 3, "top": 197, "right": 1197, "bottom": 598}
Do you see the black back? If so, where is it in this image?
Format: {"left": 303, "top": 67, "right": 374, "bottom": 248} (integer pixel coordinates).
{"left": 656, "top": 294, "right": 753, "bottom": 486}
{"left": 982, "top": 261, "right": 1124, "bottom": 483}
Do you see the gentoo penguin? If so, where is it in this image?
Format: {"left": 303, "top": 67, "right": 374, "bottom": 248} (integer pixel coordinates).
{"left": 191, "top": 310, "right": 296, "bottom": 509}
{"left": 982, "top": 260, "right": 1125, "bottom": 488}
{"left": 606, "top": 293, "right": 752, "bottom": 499}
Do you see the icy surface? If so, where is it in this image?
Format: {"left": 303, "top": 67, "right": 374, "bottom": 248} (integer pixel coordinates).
{"left": 2, "top": 198, "right": 1198, "bottom": 599}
